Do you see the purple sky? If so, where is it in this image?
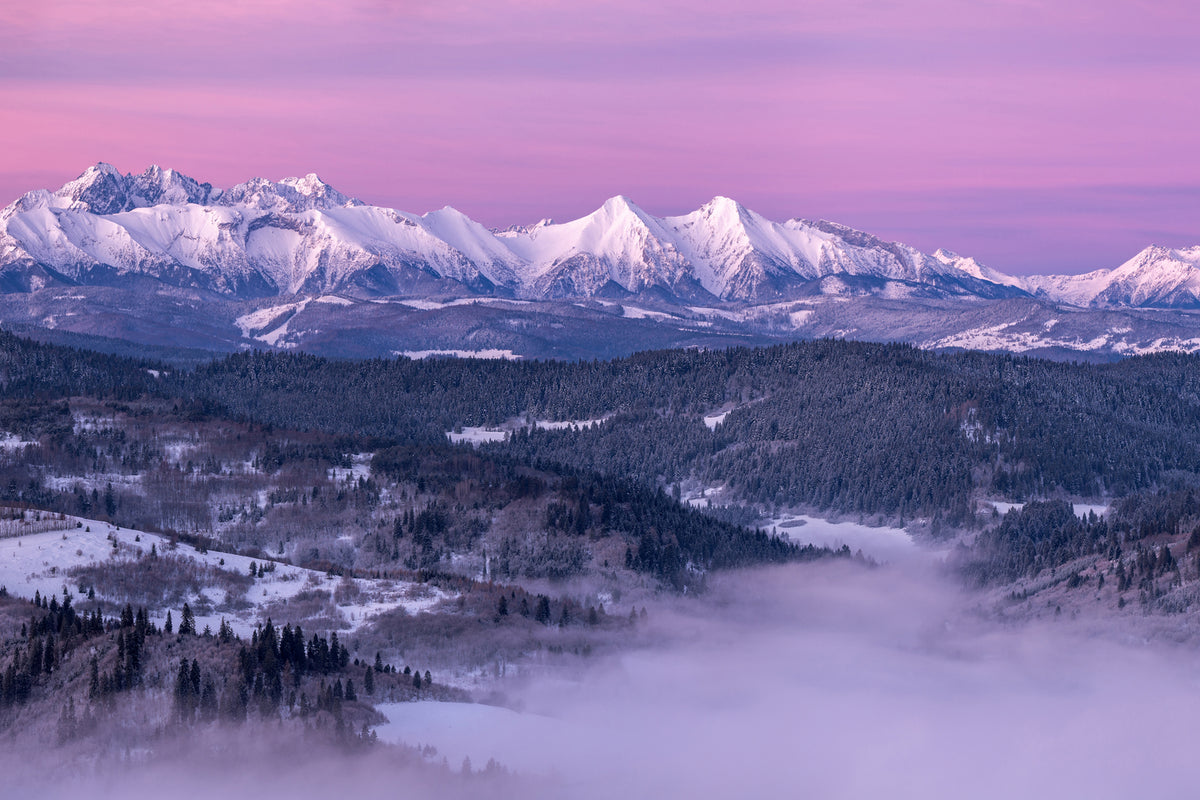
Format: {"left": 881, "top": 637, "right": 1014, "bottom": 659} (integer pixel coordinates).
{"left": 3, "top": 0, "right": 1198, "bottom": 274}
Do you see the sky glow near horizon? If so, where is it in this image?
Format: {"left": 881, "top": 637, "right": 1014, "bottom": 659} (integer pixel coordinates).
{"left": 3, "top": 0, "right": 1198, "bottom": 274}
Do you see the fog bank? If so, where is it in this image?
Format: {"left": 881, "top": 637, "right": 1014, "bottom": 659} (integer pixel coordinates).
{"left": 386, "top": 561, "right": 1200, "bottom": 798}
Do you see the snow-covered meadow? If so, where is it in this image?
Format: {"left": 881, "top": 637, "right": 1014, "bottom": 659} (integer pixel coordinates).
{"left": 0, "top": 514, "right": 448, "bottom": 638}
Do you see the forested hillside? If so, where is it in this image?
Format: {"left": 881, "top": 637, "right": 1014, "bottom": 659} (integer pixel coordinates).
{"left": 0, "top": 331, "right": 814, "bottom": 591}
{"left": 4, "top": 331, "right": 1200, "bottom": 526}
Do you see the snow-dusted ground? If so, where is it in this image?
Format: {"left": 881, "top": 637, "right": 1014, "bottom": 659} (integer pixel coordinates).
{"left": 0, "top": 433, "right": 37, "bottom": 451}
{"left": 986, "top": 500, "right": 1109, "bottom": 518}
{"left": 234, "top": 299, "right": 308, "bottom": 338}
{"left": 621, "top": 305, "right": 679, "bottom": 321}
{"left": 532, "top": 417, "right": 608, "bottom": 431}
{"left": 447, "top": 416, "right": 610, "bottom": 445}
{"left": 447, "top": 427, "right": 509, "bottom": 445}
{"left": 702, "top": 410, "right": 730, "bottom": 429}
{"left": 328, "top": 453, "right": 373, "bottom": 482}
{"left": 761, "top": 514, "right": 920, "bottom": 565}
{"left": 922, "top": 322, "right": 1200, "bottom": 356}
{"left": 0, "top": 516, "right": 448, "bottom": 637}
{"left": 395, "top": 297, "right": 530, "bottom": 311}
{"left": 399, "top": 349, "right": 521, "bottom": 360}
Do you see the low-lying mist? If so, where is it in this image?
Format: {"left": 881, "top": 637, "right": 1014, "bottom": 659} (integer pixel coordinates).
{"left": 20, "top": 559, "right": 1200, "bottom": 799}
{"left": 441, "top": 560, "right": 1200, "bottom": 798}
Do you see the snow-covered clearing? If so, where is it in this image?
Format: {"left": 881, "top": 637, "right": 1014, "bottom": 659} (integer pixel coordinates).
{"left": 447, "top": 416, "right": 609, "bottom": 445}
{"left": 0, "top": 433, "right": 37, "bottom": 451}
{"left": 532, "top": 417, "right": 608, "bottom": 431}
{"left": 234, "top": 299, "right": 309, "bottom": 338}
{"left": 686, "top": 305, "right": 747, "bottom": 322}
{"left": 314, "top": 294, "right": 354, "bottom": 306}
{"left": 621, "top": 306, "right": 678, "bottom": 321}
{"left": 328, "top": 453, "right": 373, "bottom": 482}
{"left": 0, "top": 516, "right": 448, "bottom": 638}
{"left": 789, "top": 309, "right": 814, "bottom": 327}
{"left": 760, "top": 514, "right": 919, "bottom": 565}
{"left": 702, "top": 411, "right": 730, "bottom": 429}
{"left": 399, "top": 349, "right": 521, "bottom": 360}
{"left": 986, "top": 500, "right": 1108, "bottom": 519}
{"left": 395, "top": 297, "right": 530, "bottom": 311}
{"left": 447, "top": 427, "right": 509, "bottom": 445}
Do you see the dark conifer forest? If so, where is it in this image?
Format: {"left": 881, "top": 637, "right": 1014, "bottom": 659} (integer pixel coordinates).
{"left": 6, "top": 330, "right": 1200, "bottom": 525}
{"left": 5, "top": 326, "right": 1200, "bottom": 773}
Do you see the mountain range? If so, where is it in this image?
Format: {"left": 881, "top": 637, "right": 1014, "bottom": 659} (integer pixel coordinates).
{"left": 1, "top": 163, "right": 1199, "bottom": 361}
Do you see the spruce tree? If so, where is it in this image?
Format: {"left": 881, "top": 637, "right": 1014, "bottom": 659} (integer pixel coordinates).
{"left": 179, "top": 603, "right": 196, "bottom": 635}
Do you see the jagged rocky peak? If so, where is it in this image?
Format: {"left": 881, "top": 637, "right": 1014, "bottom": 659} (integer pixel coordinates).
{"left": 56, "top": 162, "right": 132, "bottom": 214}
{"left": 125, "top": 165, "right": 216, "bottom": 208}
{"left": 495, "top": 218, "right": 555, "bottom": 236}
{"left": 805, "top": 218, "right": 893, "bottom": 250}
{"left": 48, "top": 164, "right": 359, "bottom": 216}
{"left": 4, "top": 164, "right": 1199, "bottom": 312}
{"left": 221, "top": 173, "right": 357, "bottom": 213}
{"left": 277, "top": 173, "right": 359, "bottom": 209}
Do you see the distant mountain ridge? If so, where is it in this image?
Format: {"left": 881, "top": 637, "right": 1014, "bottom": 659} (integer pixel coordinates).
{"left": 4, "top": 163, "right": 1200, "bottom": 364}
{"left": 3, "top": 163, "right": 1196, "bottom": 309}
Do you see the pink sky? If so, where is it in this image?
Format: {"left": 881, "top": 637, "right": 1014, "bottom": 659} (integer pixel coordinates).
{"left": 3, "top": 0, "right": 1198, "bottom": 274}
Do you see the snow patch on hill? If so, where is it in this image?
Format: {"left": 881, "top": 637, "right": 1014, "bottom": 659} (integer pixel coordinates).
{"left": 400, "top": 349, "right": 521, "bottom": 360}
{"left": 0, "top": 515, "right": 449, "bottom": 637}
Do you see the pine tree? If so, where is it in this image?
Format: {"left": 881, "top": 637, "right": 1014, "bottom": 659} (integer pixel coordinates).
{"left": 164, "top": 610, "right": 173, "bottom": 634}
{"left": 363, "top": 665, "right": 374, "bottom": 696}
{"left": 179, "top": 603, "right": 196, "bottom": 635}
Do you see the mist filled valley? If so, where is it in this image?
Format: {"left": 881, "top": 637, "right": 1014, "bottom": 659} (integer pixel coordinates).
{"left": 4, "top": 331, "right": 1200, "bottom": 797}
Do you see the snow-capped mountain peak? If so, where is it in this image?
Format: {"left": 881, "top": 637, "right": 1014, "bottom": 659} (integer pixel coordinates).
{"left": 1023, "top": 245, "right": 1200, "bottom": 309}
{"left": 2, "top": 163, "right": 1197, "bottom": 311}
{"left": 56, "top": 162, "right": 135, "bottom": 214}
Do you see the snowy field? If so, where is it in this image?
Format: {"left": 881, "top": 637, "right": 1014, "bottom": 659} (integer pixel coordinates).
{"left": 620, "top": 305, "right": 679, "bottom": 321}
{"left": 394, "top": 297, "right": 532, "bottom": 311}
{"left": 702, "top": 410, "right": 730, "bottom": 429}
{"left": 0, "top": 434, "right": 37, "bottom": 451}
{"left": 399, "top": 349, "right": 521, "bottom": 360}
{"left": 760, "top": 514, "right": 920, "bottom": 565}
{"left": 531, "top": 417, "right": 608, "bottom": 431}
{"left": 0, "top": 516, "right": 447, "bottom": 637}
{"left": 447, "top": 416, "right": 609, "bottom": 445}
{"left": 988, "top": 500, "right": 1109, "bottom": 518}
{"left": 447, "top": 427, "right": 509, "bottom": 445}
{"left": 328, "top": 453, "right": 373, "bottom": 482}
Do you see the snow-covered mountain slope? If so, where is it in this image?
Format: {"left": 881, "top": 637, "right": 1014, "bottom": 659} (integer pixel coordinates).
{"left": 0, "top": 164, "right": 514, "bottom": 297}
{"left": 4, "top": 164, "right": 1199, "bottom": 315}
{"left": 0, "top": 164, "right": 1033, "bottom": 303}
{"left": 1024, "top": 246, "right": 1200, "bottom": 309}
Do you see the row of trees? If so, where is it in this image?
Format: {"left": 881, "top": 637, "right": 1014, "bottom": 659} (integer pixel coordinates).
{"left": 961, "top": 488, "right": 1200, "bottom": 586}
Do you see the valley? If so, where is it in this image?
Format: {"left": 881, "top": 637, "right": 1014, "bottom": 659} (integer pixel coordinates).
{"left": 3, "top": 328, "right": 1200, "bottom": 796}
